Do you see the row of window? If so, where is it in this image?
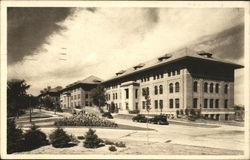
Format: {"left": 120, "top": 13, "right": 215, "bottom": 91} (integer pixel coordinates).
{"left": 193, "top": 98, "right": 228, "bottom": 108}
{"left": 71, "top": 88, "right": 81, "bottom": 93}
{"left": 154, "top": 85, "right": 163, "bottom": 95}
{"left": 142, "top": 98, "right": 180, "bottom": 109}
{"left": 141, "top": 70, "right": 181, "bottom": 83}
{"left": 193, "top": 81, "right": 229, "bottom": 94}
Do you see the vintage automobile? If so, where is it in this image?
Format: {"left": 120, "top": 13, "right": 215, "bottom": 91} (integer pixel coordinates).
{"left": 149, "top": 115, "right": 169, "bottom": 125}
{"left": 132, "top": 114, "right": 148, "bottom": 123}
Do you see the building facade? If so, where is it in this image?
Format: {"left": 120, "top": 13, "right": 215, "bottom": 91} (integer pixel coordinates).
{"left": 38, "top": 86, "right": 62, "bottom": 108}
{"left": 59, "top": 76, "right": 102, "bottom": 110}
{"left": 102, "top": 48, "right": 243, "bottom": 120}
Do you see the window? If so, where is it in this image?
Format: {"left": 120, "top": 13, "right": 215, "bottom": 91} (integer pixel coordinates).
{"left": 142, "top": 101, "right": 146, "bottom": 109}
{"left": 135, "top": 102, "right": 138, "bottom": 110}
{"left": 125, "top": 89, "right": 129, "bottom": 99}
{"left": 204, "top": 99, "right": 208, "bottom": 108}
{"left": 169, "top": 99, "right": 174, "bottom": 108}
{"left": 71, "top": 102, "right": 73, "bottom": 107}
{"left": 193, "top": 98, "right": 198, "bottom": 108}
{"left": 154, "top": 86, "right": 158, "bottom": 95}
{"left": 159, "top": 100, "right": 163, "bottom": 110}
{"left": 215, "top": 99, "right": 219, "bottom": 108}
{"left": 224, "top": 84, "right": 228, "bottom": 94}
{"left": 157, "top": 74, "right": 160, "bottom": 79}
{"left": 154, "top": 100, "right": 158, "bottom": 109}
{"left": 210, "top": 99, "right": 214, "bottom": 108}
{"left": 89, "top": 102, "right": 92, "bottom": 106}
{"left": 160, "top": 73, "right": 164, "bottom": 78}
{"left": 85, "top": 94, "right": 88, "bottom": 99}
{"left": 225, "top": 114, "right": 229, "bottom": 120}
{"left": 169, "top": 83, "right": 173, "bottom": 93}
{"left": 74, "top": 95, "right": 76, "bottom": 100}
{"left": 204, "top": 82, "right": 208, "bottom": 92}
{"left": 146, "top": 87, "right": 150, "bottom": 95}
{"left": 172, "top": 71, "right": 176, "bottom": 76}
{"left": 126, "top": 103, "right": 129, "bottom": 110}
{"left": 168, "top": 71, "right": 171, "bottom": 77}
{"left": 135, "top": 89, "right": 138, "bottom": 99}
{"left": 85, "top": 101, "right": 89, "bottom": 106}
{"left": 116, "top": 93, "right": 118, "bottom": 99}
{"left": 210, "top": 83, "right": 214, "bottom": 93}
{"left": 153, "top": 75, "right": 156, "bottom": 80}
{"left": 215, "top": 83, "right": 219, "bottom": 93}
{"left": 71, "top": 96, "right": 73, "bottom": 100}
{"left": 159, "top": 85, "right": 163, "bottom": 94}
{"left": 175, "top": 82, "right": 180, "bottom": 92}
{"left": 193, "top": 81, "right": 198, "bottom": 92}
{"left": 175, "top": 98, "right": 180, "bottom": 108}
{"left": 224, "top": 99, "right": 228, "bottom": 108}
{"left": 78, "top": 94, "right": 80, "bottom": 99}
{"left": 113, "top": 93, "right": 115, "bottom": 99}
{"left": 177, "top": 69, "right": 180, "bottom": 75}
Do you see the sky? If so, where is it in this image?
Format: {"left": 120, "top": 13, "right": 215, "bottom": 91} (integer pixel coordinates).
{"left": 7, "top": 7, "right": 245, "bottom": 105}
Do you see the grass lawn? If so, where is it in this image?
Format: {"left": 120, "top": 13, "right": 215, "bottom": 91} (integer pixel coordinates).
{"left": 13, "top": 138, "right": 243, "bottom": 155}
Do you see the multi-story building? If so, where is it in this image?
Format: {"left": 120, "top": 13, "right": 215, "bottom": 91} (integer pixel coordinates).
{"left": 59, "top": 75, "right": 102, "bottom": 110}
{"left": 38, "top": 86, "right": 62, "bottom": 107}
{"left": 102, "top": 48, "right": 243, "bottom": 121}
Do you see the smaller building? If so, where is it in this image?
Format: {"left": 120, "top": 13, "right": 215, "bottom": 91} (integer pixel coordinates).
{"left": 59, "top": 75, "right": 102, "bottom": 110}
{"left": 38, "top": 86, "right": 63, "bottom": 108}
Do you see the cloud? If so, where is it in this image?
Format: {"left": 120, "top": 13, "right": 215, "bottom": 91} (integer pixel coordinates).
{"left": 7, "top": 8, "right": 244, "bottom": 98}
{"left": 7, "top": 7, "right": 75, "bottom": 65}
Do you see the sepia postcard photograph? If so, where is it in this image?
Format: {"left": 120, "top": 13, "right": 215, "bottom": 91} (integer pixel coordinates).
{"left": 0, "top": 1, "right": 249, "bottom": 159}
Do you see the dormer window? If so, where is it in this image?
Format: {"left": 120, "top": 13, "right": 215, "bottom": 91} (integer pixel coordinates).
{"left": 133, "top": 63, "right": 145, "bottom": 70}
{"left": 116, "top": 70, "right": 125, "bottom": 76}
{"left": 198, "top": 51, "right": 213, "bottom": 58}
{"left": 158, "top": 53, "right": 172, "bottom": 62}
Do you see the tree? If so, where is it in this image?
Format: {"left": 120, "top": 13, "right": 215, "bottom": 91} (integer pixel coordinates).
{"left": 90, "top": 85, "right": 106, "bottom": 109}
{"left": 7, "top": 118, "right": 24, "bottom": 154}
{"left": 142, "top": 88, "right": 151, "bottom": 145}
{"left": 7, "top": 79, "right": 30, "bottom": 118}
{"left": 84, "top": 128, "right": 103, "bottom": 148}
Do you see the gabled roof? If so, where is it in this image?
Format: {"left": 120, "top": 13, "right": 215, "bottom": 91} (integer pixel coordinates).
{"left": 102, "top": 48, "right": 243, "bottom": 83}
{"left": 65, "top": 75, "right": 103, "bottom": 88}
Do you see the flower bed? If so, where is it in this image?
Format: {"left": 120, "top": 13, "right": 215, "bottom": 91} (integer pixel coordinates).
{"left": 54, "top": 111, "right": 118, "bottom": 127}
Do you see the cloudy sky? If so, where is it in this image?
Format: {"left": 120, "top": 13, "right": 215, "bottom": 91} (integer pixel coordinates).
{"left": 7, "top": 7, "right": 244, "bottom": 105}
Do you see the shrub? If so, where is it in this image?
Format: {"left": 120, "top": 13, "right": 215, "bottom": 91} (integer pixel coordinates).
{"left": 77, "top": 136, "right": 85, "bottom": 140}
{"left": 23, "top": 124, "right": 49, "bottom": 150}
{"left": 104, "top": 139, "right": 115, "bottom": 145}
{"left": 49, "top": 127, "right": 71, "bottom": 148}
{"left": 7, "top": 118, "right": 24, "bottom": 154}
{"left": 176, "top": 110, "right": 180, "bottom": 117}
{"left": 180, "top": 109, "right": 184, "bottom": 115}
{"left": 54, "top": 111, "right": 118, "bottom": 127}
{"left": 109, "top": 145, "right": 117, "bottom": 152}
{"left": 83, "top": 128, "right": 103, "bottom": 148}
{"left": 115, "top": 141, "right": 126, "bottom": 148}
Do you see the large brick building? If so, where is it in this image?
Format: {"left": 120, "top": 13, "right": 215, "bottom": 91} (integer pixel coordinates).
{"left": 59, "top": 75, "right": 102, "bottom": 110}
{"left": 102, "top": 48, "right": 243, "bottom": 120}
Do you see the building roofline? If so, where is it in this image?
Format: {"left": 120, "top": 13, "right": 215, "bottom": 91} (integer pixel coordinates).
{"left": 102, "top": 53, "right": 244, "bottom": 84}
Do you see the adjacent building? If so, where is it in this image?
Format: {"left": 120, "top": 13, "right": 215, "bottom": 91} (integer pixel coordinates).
{"left": 38, "top": 86, "right": 63, "bottom": 109}
{"left": 102, "top": 48, "right": 243, "bottom": 120}
{"left": 59, "top": 75, "right": 102, "bottom": 110}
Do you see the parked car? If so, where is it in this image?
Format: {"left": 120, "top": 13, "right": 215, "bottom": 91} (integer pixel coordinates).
{"left": 132, "top": 114, "right": 148, "bottom": 123}
{"left": 149, "top": 115, "right": 169, "bottom": 125}
{"left": 102, "top": 112, "right": 113, "bottom": 119}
